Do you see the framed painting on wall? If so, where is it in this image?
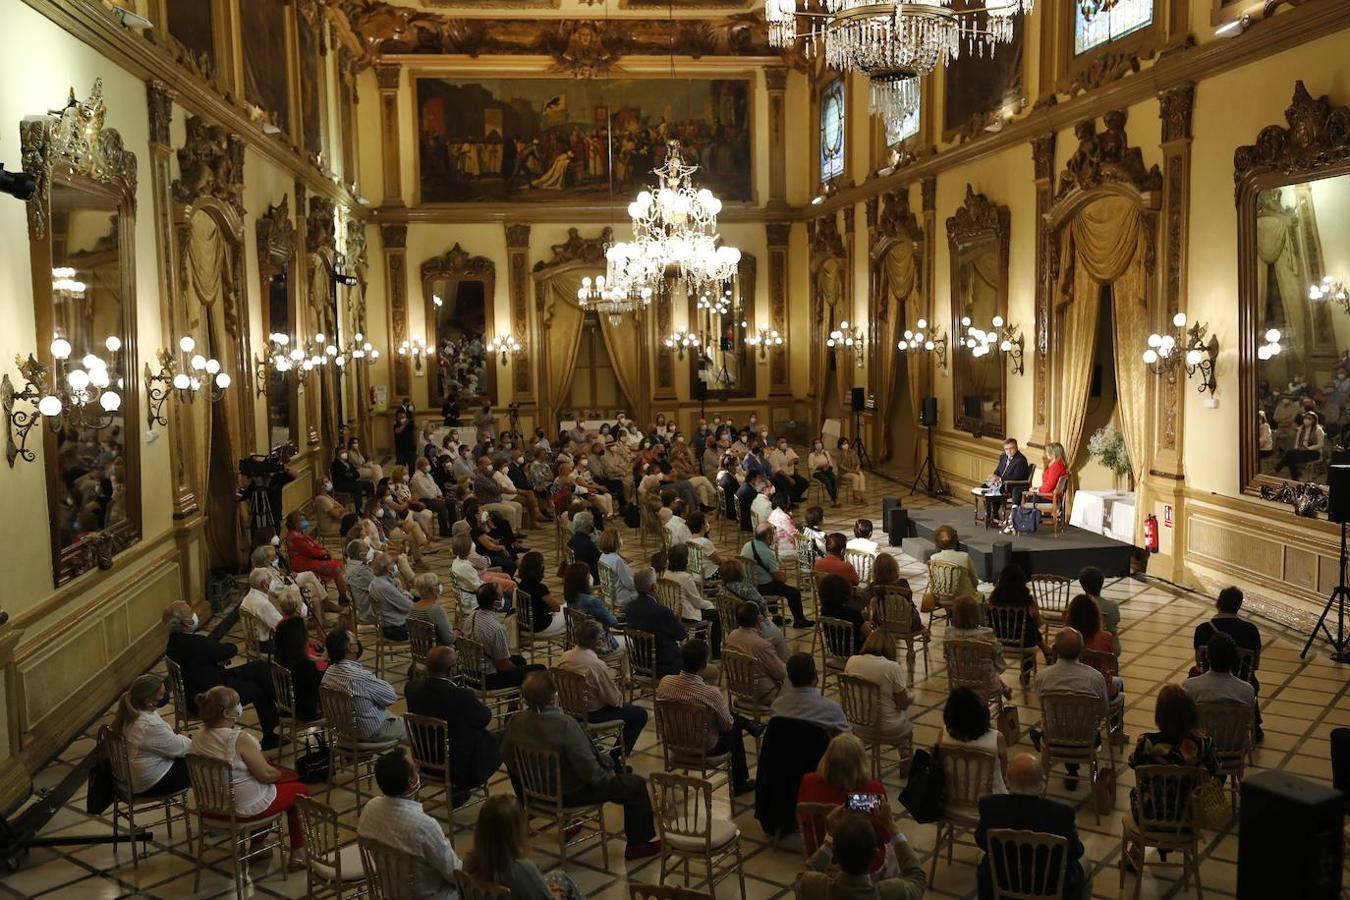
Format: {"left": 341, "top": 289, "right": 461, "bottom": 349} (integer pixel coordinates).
{"left": 819, "top": 78, "right": 845, "bottom": 184}
{"left": 413, "top": 76, "right": 753, "bottom": 203}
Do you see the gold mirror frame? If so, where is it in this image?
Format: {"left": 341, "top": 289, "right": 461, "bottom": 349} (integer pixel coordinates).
{"left": 1237, "top": 81, "right": 1350, "bottom": 498}
{"left": 20, "top": 79, "right": 142, "bottom": 586}
{"left": 421, "top": 243, "right": 497, "bottom": 407}
{"left": 689, "top": 254, "right": 757, "bottom": 400}
{"left": 257, "top": 196, "right": 299, "bottom": 451}
{"left": 948, "top": 185, "right": 1011, "bottom": 438}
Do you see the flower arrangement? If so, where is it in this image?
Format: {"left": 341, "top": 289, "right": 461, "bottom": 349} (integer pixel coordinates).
{"left": 1087, "top": 424, "right": 1133, "bottom": 489}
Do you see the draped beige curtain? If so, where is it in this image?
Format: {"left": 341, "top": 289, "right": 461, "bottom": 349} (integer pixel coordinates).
{"left": 597, "top": 314, "right": 647, "bottom": 426}
{"left": 1056, "top": 195, "right": 1151, "bottom": 539}
{"left": 1256, "top": 210, "right": 1308, "bottom": 372}
{"left": 813, "top": 257, "right": 846, "bottom": 429}
{"left": 539, "top": 271, "right": 588, "bottom": 428}
{"left": 878, "top": 242, "right": 919, "bottom": 461}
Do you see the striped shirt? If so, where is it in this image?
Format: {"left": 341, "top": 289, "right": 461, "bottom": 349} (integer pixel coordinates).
{"left": 656, "top": 671, "right": 731, "bottom": 747}
{"left": 320, "top": 660, "right": 397, "bottom": 741}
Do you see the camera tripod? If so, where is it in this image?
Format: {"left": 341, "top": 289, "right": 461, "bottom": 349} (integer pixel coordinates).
{"left": 910, "top": 424, "right": 949, "bottom": 497}
{"left": 1302, "top": 518, "right": 1350, "bottom": 663}
{"left": 851, "top": 408, "right": 872, "bottom": 469}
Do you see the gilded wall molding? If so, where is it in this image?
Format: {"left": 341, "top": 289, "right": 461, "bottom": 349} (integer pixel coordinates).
{"left": 173, "top": 116, "right": 246, "bottom": 217}
{"left": 1232, "top": 80, "right": 1350, "bottom": 195}
{"left": 1158, "top": 83, "right": 1195, "bottom": 457}
{"left": 1031, "top": 132, "right": 1056, "bottom": 437}
{"left": 1055, "top": 109, "right": 1164, "bottom": 202}
{"left": 504, "top": 223, "right": 533, "bottom": 398}
{"left": 533, "top": 226, "right": 613, "bottom": 271}
{"left": 420, "top": 242, "right": 495, "bottom": 281}
{"left": 766, "top": 222, "right": 791, "bottom": 394}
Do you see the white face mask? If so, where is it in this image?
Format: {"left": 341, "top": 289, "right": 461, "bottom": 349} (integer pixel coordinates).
{"left": 189, "top": 612, "right": 199, "bottom": 632}
{"left": 365, "top": 546, "right": 376, "bottom": 562}
{"left": 231, "top": 702, "right": 244, "bottom": 720}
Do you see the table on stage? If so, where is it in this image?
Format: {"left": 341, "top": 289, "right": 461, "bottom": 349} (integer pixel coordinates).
{"left": 1069, "top": 490, "right": 1137, "bottom": 544}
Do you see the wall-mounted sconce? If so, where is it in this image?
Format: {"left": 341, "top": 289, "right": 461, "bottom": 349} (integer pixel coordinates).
{"left": 961, "top": 315, "right": 1025, "bottom": 376}
{"left": 663, "top": 329, "right": 701, "bottom": 361}
{"left": 745, "top": 328, "right": 783, "bottom": 362}
{"left": 3, "top": 336, "right": 124, "bottom": 466}
{"left": 398, "top": 337, "right": 428, "bottom": 376}
{"left": 1257, "top": 328, "right": 1282, "bottom": 361}
{"left": 897, "top": 318, "right": 947, "bottom": 368}
{"left": 1310, "top": 275, "right": 1348, "bottom": 314}
{"left": 331, "top": 252, "right": 359, "bottom": 287}
{"left": 145, "top": 335, "right": 231, "bottom": 428}
{"left": 826, "top": 320, "right": 866, "bottom": 368}
{"left": 487, "top": 334, "right": 522, "bottom": 366}
{"left": 345, "top": 332, "right": 381, "bottom": 366}
{"left": 1142, "top": 312, "right": 1219, "bottom": 395}
{"left": 432, "top": 294, "right": 444, "bottom": 308}
{"left": 254, "top": 332, "right": 303, "bottom": 396}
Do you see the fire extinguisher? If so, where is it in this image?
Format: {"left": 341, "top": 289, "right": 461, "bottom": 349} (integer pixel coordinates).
{"left": 1143, "top": 513, "right": 1159, "bottom": 554}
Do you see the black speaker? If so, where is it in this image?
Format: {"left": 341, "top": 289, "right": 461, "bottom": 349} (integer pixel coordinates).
{"left": 920, "top": 396, "right": 938, "bottom": 427}
{"left": 1238, "top": 771, "right": 1343, "bottom": 899}
{"left": 1330, "top": 464, "right": 1350, "bottom": 524}
{"left": 695, "top": 381, "right": 708, "bottom": 402}
{"left": 850, "top": 387, "right": 867, "bottom": 413}
{"left": 991, "top": 540, "right": 1012, "bottom": 579}
{"left": 885, "top": 508, "right": 908, "bottom": 545}
{"left": 881, "top": 496, "right": 901, "bottom": 521}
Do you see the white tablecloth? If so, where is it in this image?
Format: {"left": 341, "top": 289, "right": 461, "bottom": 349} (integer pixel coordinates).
{"left": 1070, "top": 490, "right": 1137, "bottom": 544}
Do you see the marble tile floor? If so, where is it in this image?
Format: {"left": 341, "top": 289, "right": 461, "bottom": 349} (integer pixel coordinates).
{"left": 3, "top": 472, "right": 1348, "bottom": 899}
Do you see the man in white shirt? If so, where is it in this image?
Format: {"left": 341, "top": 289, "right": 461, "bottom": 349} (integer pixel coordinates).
{"left": 1183, "top": 633, "right": 1257, "bottom": 707}
{"left": 768, "top": 435, "right": 809, "bottom": 502}
{"left": 1032, "top": 627, "right": 1108, "bottom": 787}
{"left": 358, "top": 748, "right": 461, "bottom": 899}
{"left": 846, "top": 519, "right": 879, "bottom": 556}
{"left": 664, "top": 499, "right": 692, "bottom": 547}
{"left": 239, "top": 567, "right": 283, "bottom": 651}
{"left": 750, "top": 479, "right": 774, "bottom": 529}
{"left": 685, "top": 511, "right": 722, "bottom": 580}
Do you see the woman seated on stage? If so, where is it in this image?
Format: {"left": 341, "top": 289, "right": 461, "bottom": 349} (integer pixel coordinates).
{"left": 1020, "top": 441, "right": 1069, "bottom": 510}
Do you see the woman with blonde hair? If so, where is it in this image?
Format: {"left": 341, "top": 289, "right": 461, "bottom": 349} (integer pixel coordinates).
{"left": 796, "top": 733, "right": 893, "bottom": 873}
{"left": 843, "top": 631, "right": 913, "bottom": 741}
{"left": 1017, "top": 442, "right": 1069, "bottom": 533}
{"left": 597, "top": 527, "right": 637, "bottom": 608}
{"left": 465, "top": 795, "right": 584, "bottom": 898}
{"left": 189, "top": 685, "right": 310, "bottom": 866}
{"left": 111, "top": 674, "right": 191, "bottom": 796}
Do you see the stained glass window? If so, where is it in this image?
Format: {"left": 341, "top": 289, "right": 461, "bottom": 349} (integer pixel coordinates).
{"left": 1075, "top": 0, "right": 1153, "bottom": 55}
{"left": 885, "top": 97, "right": 921, "bottom": 147}
{"left": 820, "top": 79, "right": 846, "bottom": 183}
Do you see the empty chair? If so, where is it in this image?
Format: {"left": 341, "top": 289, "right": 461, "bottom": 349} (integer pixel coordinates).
{"left": 983, "top": 828, "right": 1071, "bottom": 900}
{"left": 945, "top": 638, "right": 1007, "bottom": 714}
{"left": 163, "top": 658, "right": 197, "bottom": 734}
{"left": 1028, "top": 575, "right": 1072, "bottom": 626}
{"left": 626, "top": 627, "right": 659, "bottom": 708}
{"left": 295, "top": 795, "right": 366, "bottom": 898}
{"left": 649, "top": 772, "right": 746, "bottom": 898}
{"left": 1120, "top": 765, "right": 1208, "bottom": 899}
{"left": 930, "top": 744, "right": 998, "bottom": 882}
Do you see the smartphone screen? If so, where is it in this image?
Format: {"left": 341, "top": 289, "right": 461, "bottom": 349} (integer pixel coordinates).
{"left": 845, "top": 792, "right": 880, "bottom": 812}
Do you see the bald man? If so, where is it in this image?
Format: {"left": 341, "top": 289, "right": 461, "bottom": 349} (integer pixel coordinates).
{"left": 975, "top": 753, "right": 1086, "bottom": 899}
{"left": 1032, "top": 627, "right": 1109, "bottom": 789}
{"left": 405, "top": 645, "right": 502, "bottom": 800}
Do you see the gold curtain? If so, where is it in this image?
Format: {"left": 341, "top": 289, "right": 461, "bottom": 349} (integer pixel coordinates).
{"left": 182, "top": 212, "right": 231, "bottom": 502}
{"left": 539, "top": 271, "right": 588, "bottom": 429}
{"left": 813, "top": 257, "right": 845, "bottom": 429}
{"left": 597, "top": 314, "right": 647, "bottom": 426}
{"left": 878, "top": 242, "right": 919, "bottom": 462}
{"left": 1256, "top": 210, "right": 1309, "bottom": 373}
{"left": 1056, "top": 195, "right": 1151, "bottom": 540}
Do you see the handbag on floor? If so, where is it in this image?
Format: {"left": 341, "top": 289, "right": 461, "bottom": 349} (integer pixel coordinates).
{"left": 898, "top": 747, "right": 944, "bottom": 824}
{"left": 1011, "top": 507, "right": 1042, "bottom": 534}
{"left": 295, "top": 735, "right": 331, "bottom": 784}
{"left": 1092, "top": 765, "right": 1116, "bottom": 816}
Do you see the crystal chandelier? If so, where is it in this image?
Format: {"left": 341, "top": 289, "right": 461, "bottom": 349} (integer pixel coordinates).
{"left": 578, "top": 275, "right": 655, "bottom": 327}
{"left": 614, "top": 141, "right": 741, "bottom": 299}
{"left": 766, "top": 0, "right": 1033, "bottom": 127}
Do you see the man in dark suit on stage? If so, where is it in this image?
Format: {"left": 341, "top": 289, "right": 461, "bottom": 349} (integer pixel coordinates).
{"left": 985, "top": 437, "right": 1030, "bottom": 525}
{"left": 975, "top": 754, "right": 1087, "bottom": 899}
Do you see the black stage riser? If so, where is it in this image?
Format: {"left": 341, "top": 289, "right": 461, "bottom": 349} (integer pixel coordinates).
{"left": 892, "top": 507, "right": 1134, "bottom": 581}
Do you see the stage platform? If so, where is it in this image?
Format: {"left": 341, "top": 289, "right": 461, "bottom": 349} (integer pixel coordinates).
{"left": 893, "top": 506, "right": 1134, "bottom": 581}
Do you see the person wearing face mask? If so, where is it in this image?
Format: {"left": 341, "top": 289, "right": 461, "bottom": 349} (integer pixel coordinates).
{"left": 111, "top": 674, "right": 192, "bottom": 798}
{"left": 283, "top": 511, "right": 353, "bottom": 604}
{"left": 587, "top": 441, "right": 629, "bottom": 510}
{"left": 492, "top": 456, "right": 543, "bottom": 529}
{"left": 702, "top": 433, "right": 725, "bottom": 478}
{"left": 344, "top": 436, "right": 383, "bottom": 483}
{"left": 249, "top": 544, "right": 330, "bottom": 619}
{"left": 768, "top": 435, "right": 809, "bottom": 502}
{"left": 472, "top": 455, "right": 525, "bottom": 533}
{"left": 388, "top": 464, "right": 439, "bottom": 543}
{"left": 669, "top": 434, "right": 717, "bottom": 509}
{"left": 409, "top": 573, "right": 455, "bottom": 646}
{"left": 368, "top": 553, "right": 416, "bottom": 641}
{"left": 321, "top": 628, "right": 405, "bottom": 741}
{"left": 410, "top": 457, "right": 455, "bottom": 536}
{"left": 330, "top": 448, "right": 374, "bottom": 505}
{"left": 451, "top": 445, "right": 476, "bottom": 482}
{"left": 464, "top": 584, "right": 545, "bottom": 690}
{"left": 1277, "top": 411, "right": 1326, "bottom": 480}
{"left": 393, "top": 408, "right": 417, "bottom": 470}
{"left": 473, "top": 401, "right": 497, "bottom": 447}
{"left": 836, "top": 436, "right": 867, "bottom": 503}
{"left": 162, "top": 601, "right": 281, "bottom": 749}
{"left": 807, "top": 437, "right": 840, "bottom": 506}
{"left": 190, "top": 685, "right": 311, "bottom": 868}
{"left": 311, "top": 478, "right": 349, "bottom": 537}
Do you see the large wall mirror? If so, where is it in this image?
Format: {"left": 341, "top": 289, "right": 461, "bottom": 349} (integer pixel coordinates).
{"left": 257, "top": 197, "right": 298, "bottom": 451}
{"left": 1239, "top": 84, "right": 1350, "bottom": 495}
{"left": 20, "top": 80, "right": 142, "bottom": 584}
{"left": 948, "top": 186, "right": 1010, "bottom": 437}
{"left": 422, "top": 244, "right": 495, "bottom": 409}
{"left": 691, "top": 255, "right": 757, "bottom": 399}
